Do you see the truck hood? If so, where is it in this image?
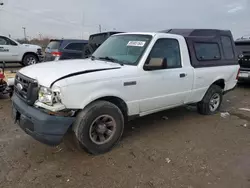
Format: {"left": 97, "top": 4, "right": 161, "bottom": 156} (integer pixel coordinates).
{"left": 18, "top": 59, "right": 122, "bottom": 87}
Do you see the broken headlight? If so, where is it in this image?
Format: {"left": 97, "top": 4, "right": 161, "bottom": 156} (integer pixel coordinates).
{"left": 38, "top": 86, "right": 61, "bottom": 106}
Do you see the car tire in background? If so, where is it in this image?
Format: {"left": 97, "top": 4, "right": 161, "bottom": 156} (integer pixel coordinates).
{"left": 22, "top": 54, "right": 39, "bottom": 66}
{"left": 72, "top": 100, "right": 124, "bottom": 155}
{"left": 197, "top": 84, "right": 223, "bottom": 115}
{"left": 82, "top": 44, "right": 95, "bottom": 58}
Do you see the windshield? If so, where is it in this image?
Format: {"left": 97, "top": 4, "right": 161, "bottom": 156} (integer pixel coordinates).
{"left": 47, "top": 40, "right": 61, "bottom": 50}
{"left": 235, "top": 42, "right": 250, "bottom": 55}
{"left": 92, "top": 34, "right": 152, "bottom": 65}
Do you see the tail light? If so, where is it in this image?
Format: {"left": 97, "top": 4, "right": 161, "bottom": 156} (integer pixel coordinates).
{"left": 51, "top": 51, "right": 62, "bottom": 57}
{"left": 236, "top": 68, "right": 240, "bottom": 80}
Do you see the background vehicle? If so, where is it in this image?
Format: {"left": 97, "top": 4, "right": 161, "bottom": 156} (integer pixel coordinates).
{"left": 44, "top": 39, "right": 88, "bottom": 62}
{"left": 0, "top": 62, "right": 15, "bottom": 97}
{"left": 12, "top": 29, "right": 239, "bottom": 155}
{"left": 235, "top": 39, "right": 250, "bottom": 82}
{"left": 82, "top": 31, "right": 124, "bottom": 58}
{"left": 0, "top": 35, "right": 43, "bottom": 66}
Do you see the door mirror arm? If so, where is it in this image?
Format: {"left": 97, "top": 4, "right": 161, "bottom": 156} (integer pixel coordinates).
{"left": 143, "top": 57, "right": 167, "bottom": 71}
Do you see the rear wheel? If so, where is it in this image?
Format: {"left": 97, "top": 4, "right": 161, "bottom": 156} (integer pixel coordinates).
{"left": 22, "top": 54, "right": 38, "bottom": 66}
{"left": 197, "top": 85, "right": 223, "bottom": 115}
{"left": 73, "top": 100, "right": 124, "bottom": 155}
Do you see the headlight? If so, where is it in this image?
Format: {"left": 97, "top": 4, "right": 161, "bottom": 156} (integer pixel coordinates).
{"left": 239, "top": 54, "right": 244, "bottom": 58}
{"left": 38, "top": 86, "right": 61, "bottom": 106}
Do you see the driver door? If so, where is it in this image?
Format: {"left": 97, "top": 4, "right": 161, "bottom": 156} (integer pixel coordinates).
{"left": 139, "top": 37, "right": 193, "bottom": 113}
{"left": 0, "top": 36, "right": 19, "bottom": 62}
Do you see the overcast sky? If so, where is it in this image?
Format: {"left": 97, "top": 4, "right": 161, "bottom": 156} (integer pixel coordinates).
{"left": 0, "top": 0, "right": 249, "bottom": 40}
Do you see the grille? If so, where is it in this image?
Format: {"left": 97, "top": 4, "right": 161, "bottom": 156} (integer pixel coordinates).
{"left": 14, "top": 73, "right": 39, "bottom": 105}
{"left": 239, "top": 51, "right": 250, "bottom": 68}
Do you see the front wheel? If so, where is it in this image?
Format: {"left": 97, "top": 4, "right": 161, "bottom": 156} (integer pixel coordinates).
{"left": 197, "top": 85, "right": 223, "bottom": 115}
{"left": 22, "top": 54, "right": 38, "bottom": 66}
{"left": 72, "top": 101, "right": 124, "bottom": 155}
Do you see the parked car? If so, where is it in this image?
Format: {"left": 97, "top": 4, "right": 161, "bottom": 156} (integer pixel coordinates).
{"left": 12, "top": 29, "right": 239, "bottom": 155}
{"left": 235, "top": 39, "right": 250, "bottom": 82}
{"left": 82, "top": 31, "right": 124, "bottom": 58}
{"left": 0, "top": 35, "right": 43, "bottom": 66}
{"left": 44, "top": 39, "right": 88, "bottom": 62}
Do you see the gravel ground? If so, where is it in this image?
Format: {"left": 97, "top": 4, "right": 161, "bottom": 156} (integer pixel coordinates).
{"left": 0, "top": 64, "right": 250, "bottom": 188}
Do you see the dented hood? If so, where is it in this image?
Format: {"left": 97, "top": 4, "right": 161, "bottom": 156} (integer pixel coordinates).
{"left": 18, "top": 59, "right": 121, "bottom": 87}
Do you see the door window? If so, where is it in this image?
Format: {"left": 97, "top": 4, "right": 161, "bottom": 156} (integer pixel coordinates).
{"left": 64, "top": 43, "right": 85, "bottom": 51}
{"left": 221, "top": 36, "right": 234, "bottom": 59}
{"left": 194, "top": 43, "right": 221, "bottom": 61}
{"left": 145, "top": 38, "right": 181, "bottom": 69}
{"left": 0, "top": 37, "right": 8, "bottom": 45}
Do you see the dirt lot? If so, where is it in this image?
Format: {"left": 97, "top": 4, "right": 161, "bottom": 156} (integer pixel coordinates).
{"left": 0, "top": 65, "right": 250, "bottom": 188}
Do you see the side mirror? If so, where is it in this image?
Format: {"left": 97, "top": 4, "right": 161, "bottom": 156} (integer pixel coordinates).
{"left": 144, "top": 58, "right": 167, "bottom": 71}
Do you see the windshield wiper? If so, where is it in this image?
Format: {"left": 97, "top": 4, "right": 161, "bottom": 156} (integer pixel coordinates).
{"left": 97, "top": 56, "right": 124, "bottom": 66}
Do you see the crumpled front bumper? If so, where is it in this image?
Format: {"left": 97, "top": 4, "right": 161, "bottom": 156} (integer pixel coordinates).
{"left": 12, "top": 93, "right": 75, "bottom": 146}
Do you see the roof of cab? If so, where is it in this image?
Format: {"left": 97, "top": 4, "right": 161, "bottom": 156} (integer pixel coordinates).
{"left": 90, "top": 31, "right": 124, "bottom": 37}
{"left": 113, "top": 32, "right": 157, "bottom": 36}
{"left": 159, "top": 29, "right": 232, "bottom": 37}
{"left": 113, "top": 29, "right": 233, "bottom": 39}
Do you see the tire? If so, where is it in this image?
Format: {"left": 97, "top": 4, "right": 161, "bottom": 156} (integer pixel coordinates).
{"left": 22, "top": 54, "right": 38, "bottom": 66}
{"left": 197, "top": 85, "right": 223, "bottom": 115}
{"left": 72, "top": 100, "right": 124, "bottom": 155}
{"left": 82, "top": 44, "right": 95, "bottom": 58}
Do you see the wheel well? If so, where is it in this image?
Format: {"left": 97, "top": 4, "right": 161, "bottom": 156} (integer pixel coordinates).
{"left": 22, "top": 52, "right": 38, "bottom": 61}
{"left": 212, "top": 79, "right": 225, "bottom": 89}
{"left": 93, "top": 96, "right": 128, "bottom": 120}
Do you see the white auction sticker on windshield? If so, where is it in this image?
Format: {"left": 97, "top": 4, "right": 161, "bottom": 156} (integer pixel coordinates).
{"left": 127, "top": 41, "right": 146, "bottom": 47}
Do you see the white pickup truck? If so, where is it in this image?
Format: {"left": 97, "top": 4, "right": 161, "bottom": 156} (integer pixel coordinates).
{"left": 12, "top": 29, "right": 240, "bottom": 155}
{"left": 0, "top": 35, "right": 43, "bottom": 66}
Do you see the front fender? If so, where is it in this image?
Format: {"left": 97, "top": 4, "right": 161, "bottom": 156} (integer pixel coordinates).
{"left": 59, "top": 77, "right": 140, "bottom": 116}
{"left": 80, "top": 89, "right": 126, "bottom": 109}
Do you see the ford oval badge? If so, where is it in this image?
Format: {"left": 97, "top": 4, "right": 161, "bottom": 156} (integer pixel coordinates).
{"left": 16, "top": 83, "right": 23, "bottom": 91}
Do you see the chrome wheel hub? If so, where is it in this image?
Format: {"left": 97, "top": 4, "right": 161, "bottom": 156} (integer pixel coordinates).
{"left": 89, "top": 115, "right": 116, "bottom": 145}
{"left": 209, "top": 93, "right": 220, "bottom": 112}
{"left": 27, "top": 57, "right": 37, "bottom": 65}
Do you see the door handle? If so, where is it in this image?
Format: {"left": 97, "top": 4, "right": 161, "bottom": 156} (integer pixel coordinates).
{"left": 180, "top": 73, "right": 187, "bottom": 78}
{"left": 0, "top": 47, "right": 3, "bottom": 49}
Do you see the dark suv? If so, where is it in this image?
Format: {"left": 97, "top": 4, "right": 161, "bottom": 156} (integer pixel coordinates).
{"left": 44, "top": 39, "right": 88, "bottom": 62}
{"left": 235, "top": 39, "right": 250, "bottom": 82}
{"left": 82, "top": 31, "right": 124, "bottom": 58}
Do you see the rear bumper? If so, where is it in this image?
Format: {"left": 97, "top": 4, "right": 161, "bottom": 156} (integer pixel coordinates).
{"left": 12, "top": 94, "right": 75, "bottom": 146}
{"left": 238, "top": 69, "right": 250, "bottom": 81}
